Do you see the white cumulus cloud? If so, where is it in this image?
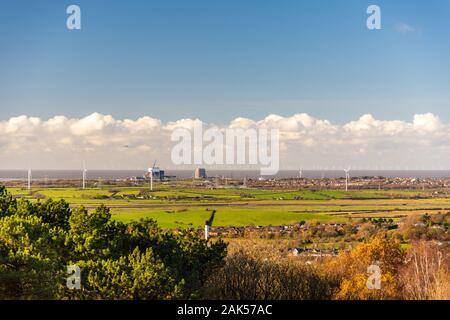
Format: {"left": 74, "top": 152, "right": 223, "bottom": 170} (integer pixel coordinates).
{"left": 0, "top": 112, "right": 449, "bottom": 170}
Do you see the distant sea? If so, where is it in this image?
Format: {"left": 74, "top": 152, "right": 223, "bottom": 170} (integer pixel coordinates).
{"left": 1, "top": 170, "right": 450, "bottom": 181}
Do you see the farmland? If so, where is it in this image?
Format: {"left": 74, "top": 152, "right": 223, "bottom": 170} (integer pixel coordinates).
{"left": 1, "top": 183, "right": 449, "bottom": 300}
{"left": 7, "top": 185, "right": 450, "bottom": 229}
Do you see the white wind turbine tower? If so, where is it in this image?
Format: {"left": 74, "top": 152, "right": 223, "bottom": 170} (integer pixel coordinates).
{"left": 344, "top": 167, "right": 351, "bottom": 192}
{"left": 149, "top": 160, "right": 157, "bottom": 191}
{"left": 150, "top": 170, "right": 153, "bottom": 191}
{"left": 82, "top": 161, "right": 87, "bottom": 189}
{"left": 27, "top": 168, "right": 32, "bottom": 190}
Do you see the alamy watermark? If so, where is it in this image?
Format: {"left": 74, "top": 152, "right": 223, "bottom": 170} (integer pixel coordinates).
{"left": 171, "top": 120, "right": 280, "bottom": 175}
{"left": 66, "top": 5, "right": 81, "bottom": 30}
{"left": 367, "top": 5, "right": 381, "bottom": 30}
{"left": 66, "top": 265, "right": 81, "bottom": 290}
{"left": 65, "top": 5, "right": 379, "bottom": 31}
{"left": 366, "top": 264, "right": 382, "bottom": 290}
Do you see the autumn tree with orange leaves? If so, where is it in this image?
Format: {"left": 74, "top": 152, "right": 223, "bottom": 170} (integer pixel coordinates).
{"left": 327, "top": 235, "right": 405, "bottom": 300}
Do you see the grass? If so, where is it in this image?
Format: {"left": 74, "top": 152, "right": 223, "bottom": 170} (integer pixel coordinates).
{"left": 111, "top": 206, "right": 343, "bottom": 229}
{"left": 6, "top": 186, "right": 450, "bottom": 229}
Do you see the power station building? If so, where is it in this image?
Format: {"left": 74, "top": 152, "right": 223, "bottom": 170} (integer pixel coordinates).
{"left": 194, "top": 168, "right": 207, "bottom": 180}
{"left": 145, "top": 167, "right": 165, "bottom": 181}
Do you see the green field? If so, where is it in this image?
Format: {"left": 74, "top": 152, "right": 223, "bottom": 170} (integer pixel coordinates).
{"left": 6, "top": 186, "right": 449, "bottom": 229}
{"left": 110, "top": 206, "right": 344, "bottom": 228}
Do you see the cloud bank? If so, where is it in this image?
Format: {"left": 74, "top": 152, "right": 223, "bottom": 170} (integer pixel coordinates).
{"left": 0, "top": 112, "right": 449, "bottom": 170}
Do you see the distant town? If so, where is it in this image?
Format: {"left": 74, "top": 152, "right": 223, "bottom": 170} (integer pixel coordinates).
{"left": 3, "top": 165, "right": 450, "bottom": 192}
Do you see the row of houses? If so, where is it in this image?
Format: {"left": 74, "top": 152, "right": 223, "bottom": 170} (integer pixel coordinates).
{"left": 245, "top": 176, "right": 450, "bottom": 191}
{"left": 188, "top": 222, "right": 348, "bottom": 238}
{"left": 290, "top": 247, "right": 340, "bottom": 257}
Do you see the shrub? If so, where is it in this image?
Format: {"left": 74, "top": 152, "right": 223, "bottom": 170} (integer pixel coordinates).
{"left": 399, "top": 241, "right": 450, "bottom": 300}
{"left": 202, "top": 250, "right": 335, "bottom": 300}
{"left": 327, "top": 235, "right": 405, "bottom": 300}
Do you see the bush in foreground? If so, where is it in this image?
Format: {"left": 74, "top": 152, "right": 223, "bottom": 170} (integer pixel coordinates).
{"left": 0, "top": 186, "right": 227, "bottom": 300}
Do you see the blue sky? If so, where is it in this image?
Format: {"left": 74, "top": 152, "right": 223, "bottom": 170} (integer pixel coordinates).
{"left": 0, "top": 0, "right": 449, "bottom": 123}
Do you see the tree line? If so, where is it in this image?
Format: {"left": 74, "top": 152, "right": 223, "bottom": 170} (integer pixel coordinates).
{"left": 0, "top": 186, "right": 226, "bottom": 299}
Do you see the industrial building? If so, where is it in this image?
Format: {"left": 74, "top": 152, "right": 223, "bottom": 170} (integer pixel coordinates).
{"left": 145, "top": 166, "right": 165, "bottom": 181}
{"left": 194, "top": 168, "right": 207, "bottom": 180}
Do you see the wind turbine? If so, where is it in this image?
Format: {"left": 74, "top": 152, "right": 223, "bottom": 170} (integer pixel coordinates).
{"left": 344, "top": 167, "right": 351, "bottom": 192}
{"left": 150, "top": 160, "right": 157, "bottom": 191}
{"left": 204, "top": 210, "right": 216, "bottom": 241}
{"left": 27, "top": 168, "right": 32, "bottom": 190}
{"left": 82, "top": 161, "right": 87, "bottom": 189}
